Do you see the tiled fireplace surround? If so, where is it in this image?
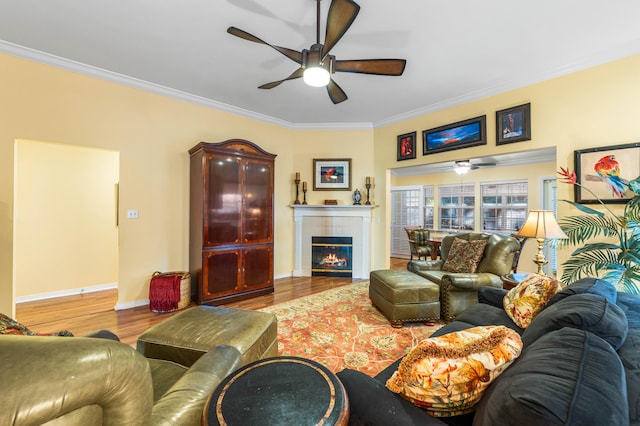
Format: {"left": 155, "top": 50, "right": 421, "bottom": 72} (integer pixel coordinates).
{"left": 292, "top": 205, "right": 375, "bottom": 279}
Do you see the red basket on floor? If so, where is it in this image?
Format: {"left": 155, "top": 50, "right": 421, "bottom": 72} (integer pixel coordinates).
{"left": 149, "top": 271, "right": 191, "bottom": 313}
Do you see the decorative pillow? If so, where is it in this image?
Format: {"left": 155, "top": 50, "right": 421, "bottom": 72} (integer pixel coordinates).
{"left": 0, "top": 313, "right": 73, "bottom": 336}
{"left": 441, "top": 238, "right": 487, "bottom": 273}
{"left": 474, "top": 328, "right": 629, "bottom": 426}
{"left": 547, "top": 277, "right": 617, "bottom": 307}
{"left": 521, "top": 293, "right": 628, "bottom": 350}
{"left": 503, "top": 274, "right": 560, "bottom": 329}
{"left": 385, "top": 325, "right": 522, "bottom": 417}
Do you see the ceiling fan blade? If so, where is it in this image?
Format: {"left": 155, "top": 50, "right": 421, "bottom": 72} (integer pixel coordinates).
{"left": 321, "top": 0, "right": 360, "bottom": 59}
{"left": 326, "top": 79, "right": 348, "bottom": 104}
{"left": 258, "top": 68, "right": 304, "bottom": 89}
{"left": 335, "top": 59, "right": 406, "bottom": 76}
{"left": 227, "top": 26, "right": 303, "bottom": 64}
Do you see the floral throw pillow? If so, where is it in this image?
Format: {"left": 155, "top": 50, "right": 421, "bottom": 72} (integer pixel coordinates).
{"left": 386, "top": 325, "right": 522, "bottom": 417}
{"left": 503, "top": 274, "right": 560, "bottom": 329}
{"left": 442, "top": 238, "right": 487, "bottom": 273}
{"left": 0, "top": 313, "right": 73, "bottom": 336}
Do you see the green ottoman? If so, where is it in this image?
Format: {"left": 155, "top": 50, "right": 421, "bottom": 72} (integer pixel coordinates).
{"left": 137, "top": 305, "right": 278, "bottom": 368}
{"left": 369, "top": 269, "right": 440, "bottom": 328}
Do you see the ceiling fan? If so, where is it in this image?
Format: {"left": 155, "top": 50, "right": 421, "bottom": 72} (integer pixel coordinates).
{"left": 227, "top": 0, "right": 407, "bottom": 104}
{"left": 454, "top": 160, "right": 497, "bottom": 175}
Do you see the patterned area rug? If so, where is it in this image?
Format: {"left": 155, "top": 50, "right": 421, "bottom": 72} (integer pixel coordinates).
{"left": 260, "top": 281, "right": 443, "bottom": 376}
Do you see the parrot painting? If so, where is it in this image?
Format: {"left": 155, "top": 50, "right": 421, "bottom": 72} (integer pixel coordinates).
{"left": 594, "top": 155, "right": 627, "bottom": 198}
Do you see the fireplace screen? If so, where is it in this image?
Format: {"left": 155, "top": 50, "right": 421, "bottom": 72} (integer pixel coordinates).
{"left": 311, "top": 236, "right": 353, "bottom": 277}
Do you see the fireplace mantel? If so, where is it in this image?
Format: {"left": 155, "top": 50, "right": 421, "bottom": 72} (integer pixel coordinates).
{"left": 291, "top": 204, "right": 376, "bottom": 279}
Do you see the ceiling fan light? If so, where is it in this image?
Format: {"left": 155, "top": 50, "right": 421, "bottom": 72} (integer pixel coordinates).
{"left": 454, "top": 162, "right": 471, "bottom": 175}
{"left": 303, "top": 66, "right": 330, "bottom": 87}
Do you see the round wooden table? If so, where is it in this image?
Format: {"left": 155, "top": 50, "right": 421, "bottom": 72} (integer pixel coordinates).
{"left": 204, "top": 356, "right": 349, "bottom": 426}
{"left": 500, "top": 272, "right": 532, "bottom": 290}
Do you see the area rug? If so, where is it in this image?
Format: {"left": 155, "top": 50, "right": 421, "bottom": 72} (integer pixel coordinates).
{"left": 259, "top": 281, "right": 443, "bottom": 376}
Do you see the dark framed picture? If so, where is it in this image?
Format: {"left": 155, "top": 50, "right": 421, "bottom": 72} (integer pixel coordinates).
{"left": 397, "top": 131, "right": 417, "bottom": 161}
{"left": 422, "top": 115, "right": 486, "bottom": 155}
{"left": 574, "top": 142, "right": 640, "bottom": 204}
{"left": 496, "top": 103, "right": 531, "bottom": 145}
{"left": 313, "top": 158, "right": 352, "bottom": 191}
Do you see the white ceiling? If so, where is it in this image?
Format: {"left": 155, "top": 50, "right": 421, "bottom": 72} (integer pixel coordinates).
{"left": 0, "top": 1, "right": 639, "bottom": 129}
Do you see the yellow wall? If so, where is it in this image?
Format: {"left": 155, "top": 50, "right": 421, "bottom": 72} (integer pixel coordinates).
{"left": 14, "top": 140, "right": 119, "bottom": 297}
{"left": 2, "top": 51, "right": 639, "bottom": 315}
{"left": 371, "top": 54, "right": 640, "bottom": 273}
{"left": 0, "top": 53, "right": 372, "bottom": 315}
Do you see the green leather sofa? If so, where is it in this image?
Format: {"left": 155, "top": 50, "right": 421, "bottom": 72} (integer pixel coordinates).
{"left": 1, "top": 335, "right": 241, "bottom": 425}
{"left": 408, "top": 232, "right": 520, "bottom": 322}
{"left": 1, "top": 305, "right": 278, "bottom": 425}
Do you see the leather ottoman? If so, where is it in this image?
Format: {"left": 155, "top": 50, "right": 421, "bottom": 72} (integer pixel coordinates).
{"left": 369, "top": 269, "right": 440, "bottom": 327}
{"left": 137, "top": 305, "right": 278, "bottom": 367}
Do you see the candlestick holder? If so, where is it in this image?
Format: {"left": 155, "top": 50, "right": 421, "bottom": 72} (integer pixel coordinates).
{"left": 365, "top": 182, "right": 372, "bottom": 205}
{"left": 294, "top": 178, "right": 301, "bottom": 204}
{"left": 302, "top": 186, "right": 308, "bottom": 205}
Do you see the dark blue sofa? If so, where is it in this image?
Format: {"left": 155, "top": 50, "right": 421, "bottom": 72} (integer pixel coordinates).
{"left": 338, "top": 278, "right": 640, "bottom": 425}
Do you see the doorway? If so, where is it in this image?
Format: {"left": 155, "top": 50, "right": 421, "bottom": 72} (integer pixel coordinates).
{"left": 13, "top": 139, "right": 119, "bottom": 302}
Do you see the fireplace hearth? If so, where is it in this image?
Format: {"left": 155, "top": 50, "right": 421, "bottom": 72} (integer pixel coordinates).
{"left": 311, "top": 236, "right": 353, "bottom": 277}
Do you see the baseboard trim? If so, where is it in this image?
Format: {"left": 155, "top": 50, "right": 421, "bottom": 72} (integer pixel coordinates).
{"left": 275, "top": 272, "right": 292, "bottom": 280}
{"left": 16, "top": 282, "right": 118, "bottom": 304}
{"left": 114, "top": 299, "right": 149, "bottom": 311}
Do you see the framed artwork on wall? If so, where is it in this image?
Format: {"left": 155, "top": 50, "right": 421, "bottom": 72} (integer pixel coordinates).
{"left": 397, "top": 131, "right": 417, "bottom": 161}
{"left": 313, "top": 158, "right": 352, "bottom": 191}
{"left": 574, "top": 142, "right": 640, "bottom": 204}
{"left": 422, "top": 115, "right": 486, "bottom": 155}
{"left": 496, "top": 103, "right": 531, "bottom": 145}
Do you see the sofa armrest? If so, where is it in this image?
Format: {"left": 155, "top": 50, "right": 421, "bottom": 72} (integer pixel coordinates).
{"left": 83, "top": 329, "right": 120, "bottom": 341}
{"left": 442, "top": 273, "right": 503, "bottom": 290}
{"left": 337, "top": 368, "right": 448, "bottom": 426}
{"left": 407, "top": 259, "right": 443, "bottom": 272}
{"left": 0, "top": 335, "right": 153, "bottom": 425}
{"left": 478, "top": 286, "right": 509, "bottom": 308}
{"left": 151, "top": 344, "right": 242, "bottom": 425}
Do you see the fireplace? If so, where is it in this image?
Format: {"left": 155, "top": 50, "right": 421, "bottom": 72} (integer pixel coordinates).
{"left": 311, "top": 236, "right": 353, "bottom": 277}
{"left": 292, "top": 205, "right": 374, "bottom": 279}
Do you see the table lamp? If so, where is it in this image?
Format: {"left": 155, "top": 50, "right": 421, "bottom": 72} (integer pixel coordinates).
{"left": 516, "top": 210, "right": 568, "bottom": 275}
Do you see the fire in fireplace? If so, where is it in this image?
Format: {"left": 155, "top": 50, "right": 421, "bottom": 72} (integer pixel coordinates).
{"left": 311, "top": 236, "right": 353, "bottom": 277}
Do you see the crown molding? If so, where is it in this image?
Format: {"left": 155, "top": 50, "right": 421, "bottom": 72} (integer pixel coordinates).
{"left": 3, "top": 39, "right": 639, "bottom": 131}
{"left": 0, "top": 40, "right": 373, "bottom": 131}
{"left": 374, "top": 38, "right": 640, "bottom": 128}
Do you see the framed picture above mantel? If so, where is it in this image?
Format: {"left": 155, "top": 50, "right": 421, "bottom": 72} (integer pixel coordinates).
{"left": 422, "top": 115, "right": 486, "bottom": 155}
{"left": 313, "top": 158, "right": 351, "bottom": 191}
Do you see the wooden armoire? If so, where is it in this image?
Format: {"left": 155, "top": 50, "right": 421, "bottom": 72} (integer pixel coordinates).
{"left": 189, "top": 139, "right": 276, "bottom": 305}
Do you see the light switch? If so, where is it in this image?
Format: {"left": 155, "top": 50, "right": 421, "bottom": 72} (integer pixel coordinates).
{"left": 127, "top": 209, "right": 139, "bottom": 219}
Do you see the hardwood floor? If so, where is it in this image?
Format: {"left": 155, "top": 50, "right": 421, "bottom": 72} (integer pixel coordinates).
{"left": 15, "top": 257, "right": 408, "bottom": 346}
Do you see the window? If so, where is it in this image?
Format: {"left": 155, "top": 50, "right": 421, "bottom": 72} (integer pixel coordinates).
{"left": 423, "top": 186, "right": 434, "bottom": 229}
{"left": 439, "top": 184, "right": 475, "bottom": 230}
{"left": 390, "top": 185, "right": 434, "bottom": 257}
{"left": 481, "top": 181, "right": 528, "bottom": 233}
{"left": 390, "top": 187, "right": 421, "bottom": 257}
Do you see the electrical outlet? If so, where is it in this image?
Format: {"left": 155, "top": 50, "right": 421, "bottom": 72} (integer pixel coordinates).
{"left": 127, "top": 209, "right": 139, "bottom": 219}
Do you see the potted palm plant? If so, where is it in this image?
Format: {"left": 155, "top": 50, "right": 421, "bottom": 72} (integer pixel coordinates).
{"left": 556, "top": 167, "right": 640, "bottom": 294}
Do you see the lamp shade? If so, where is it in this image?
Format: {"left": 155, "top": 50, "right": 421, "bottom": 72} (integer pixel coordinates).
{"left": 517, "top": 210, "right": 568, "bottom": 240}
